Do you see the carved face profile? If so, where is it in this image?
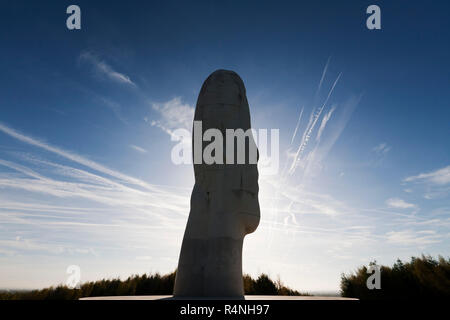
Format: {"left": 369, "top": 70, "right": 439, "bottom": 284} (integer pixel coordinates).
{"left": 194, "top": 71, "right": 256, "bottom": 168}
{"left": 192, "top": 69, "right": 260, "bottom": 235}
{"left": 174, "top": 70, "right": 260, "bottom": 297}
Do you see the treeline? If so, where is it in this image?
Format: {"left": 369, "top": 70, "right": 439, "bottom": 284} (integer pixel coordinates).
{"left": 341, "top": 255, "right": 450, "bottom": 300}
{"left": 0, "top": 272, "right": 306, "bottom": 300}
{"left": 243, "top": 274, "right": 307, "bottom": 296}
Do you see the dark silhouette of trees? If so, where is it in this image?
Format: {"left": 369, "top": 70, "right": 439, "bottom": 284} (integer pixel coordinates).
{"left": 341, "top": 255, "right": 450, "bottom": 300}
{"left": 0, "top": 271, "right": 306, "bottom": 300}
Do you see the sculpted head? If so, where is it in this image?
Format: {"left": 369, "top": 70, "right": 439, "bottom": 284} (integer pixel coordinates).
{"left": 195, "top": 69, "right": 251, "bottom": 131}
{"left": 174, "top": 70, "right": 260, "bottom": 297}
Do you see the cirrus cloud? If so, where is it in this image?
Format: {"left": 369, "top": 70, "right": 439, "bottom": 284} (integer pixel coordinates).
{"left": 79, "top": 51, "right": 136, "bottom": 87}
{"left": 404, "top": 165, "right": 450, "bottom": 185}
{"left": 385, "top": 197, "right": 417, "bottom": 210}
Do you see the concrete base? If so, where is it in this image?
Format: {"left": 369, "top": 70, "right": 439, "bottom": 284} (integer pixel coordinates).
{"left": 80, "top": 295, "right": 358, "bottom": 300}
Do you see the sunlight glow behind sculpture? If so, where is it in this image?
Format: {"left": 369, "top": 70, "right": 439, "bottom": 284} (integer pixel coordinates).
{"left": 173, "top": 70, "right": 260, "bottom": 297}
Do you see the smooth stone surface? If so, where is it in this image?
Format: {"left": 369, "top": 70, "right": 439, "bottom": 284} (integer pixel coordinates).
{"left": 80, "top": 295, "right": 358, "bottom": 301}
{"left": 173, "top": 70, "right": 260, "bottom": 298}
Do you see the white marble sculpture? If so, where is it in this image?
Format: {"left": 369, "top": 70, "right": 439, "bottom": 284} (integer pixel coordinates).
{"left": 173, "top": 70, "right": 260, "bottom": 298}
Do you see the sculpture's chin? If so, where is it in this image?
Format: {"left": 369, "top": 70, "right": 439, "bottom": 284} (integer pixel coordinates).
{"left": 241, "top": 211, "right": 260, "bottom": 235}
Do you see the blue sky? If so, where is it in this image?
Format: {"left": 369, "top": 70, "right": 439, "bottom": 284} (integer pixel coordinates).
{"left": 0, "top": 0, "right": 449, "bottom": 292}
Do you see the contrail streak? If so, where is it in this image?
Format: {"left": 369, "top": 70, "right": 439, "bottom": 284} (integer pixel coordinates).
{"left": 290, "top": 106, "right": 304, "bottom": 145}
{"left": 288, "top": 72, "right": 342, "bottom": 175}
{"left": 316, "top": 56, "right": 331, "bottom": 98}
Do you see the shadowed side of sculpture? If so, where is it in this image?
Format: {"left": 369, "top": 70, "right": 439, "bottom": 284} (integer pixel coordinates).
{"left": 173, "top": 70, "right": 260, "bottom": 298}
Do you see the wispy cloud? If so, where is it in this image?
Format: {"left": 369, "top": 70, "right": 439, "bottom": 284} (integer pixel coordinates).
{"left": 369, "top": 142, "right": 391, "bottom": 167}
{"left": 262, "top": 175, "right": 348, "bottom": 218}
{"left": 385, "top": 197, "right": 417, "bottom": 210}
{"left": 79, "top": 51, "right": 136, "bottom": 86}
{"left": 0, "top": 123, "right": 191, "bottom": 262}
{"left": 316, "top": 105, "right": 336, "bottom": 143}
{"left": 288, "top": 73, "right": 342, "bottom": 175}
{"left": 372, "top": 143, "right": 391, "bottom": 155}
{"left": 146, "top": 97, "right": 194, "bottom": 142}
{"left": 315, "top": 56, "right": 331, "bottom": 98}
{"left": 386, "top": 230, "right": 441, "bottom": 245}
{"left": 0, "top": 123, "right": 154, "bottom": 191}
{"left": 403, "top": 165, "right": 450, "bottom": 200}
{"left": 0, "top": 156, "right": 188, "bottom": 222}
{"left": 99, "top": 97, "right": 128, "bottom": 124}
{"left": 150, "top": 97, "right": 194, "bottom": 131}
{"left": 0, "top": 238, "right": 65, "bottom": 255}
{"left": 299, "top": 95, "right": 360, "bottom": 180}
{"left": 404, "top": 165, "right": 450, "bottom": 185}
{"left": 129, "top": 145, "right": 148, "bottom": 154}
{"left": 271, "top": 61, "right": 362, "bottom": 256}
{"left": 290, "top": 106, "right": 304, "bottom": 145}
